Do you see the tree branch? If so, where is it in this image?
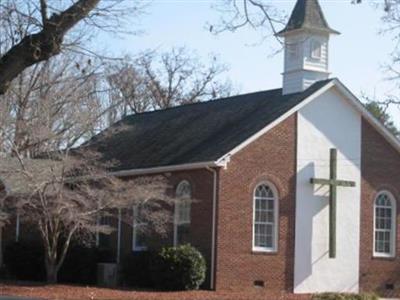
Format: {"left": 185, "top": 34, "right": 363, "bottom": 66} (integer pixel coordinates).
{"left": 0, "top": 0, "right": 100, "bottom": 95}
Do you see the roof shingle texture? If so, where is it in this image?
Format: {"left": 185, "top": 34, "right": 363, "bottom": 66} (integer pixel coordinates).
{"left": 85, "top": 79, "right": 333, "bottom": 171}
{"left": 278, "top": 0, "right": 339, "bottom": 35}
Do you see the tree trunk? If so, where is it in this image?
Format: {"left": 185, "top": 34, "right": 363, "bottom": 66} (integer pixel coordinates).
{"left": 46, "top": 261, "right": 58, "bottom": 284}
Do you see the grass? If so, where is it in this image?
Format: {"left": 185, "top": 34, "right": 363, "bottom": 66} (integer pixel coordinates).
{"left": 311, "top": 293, "right": 379, "bottom": 300}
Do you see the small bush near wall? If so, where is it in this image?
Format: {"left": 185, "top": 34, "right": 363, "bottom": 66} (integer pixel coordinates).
{"left": 121, "top": 251, "right": 155, "bottom": 288}
{"left": 312, "top": 293, "right": 378, "bottom": 300}
{"left": 151, "top": 244, "right": 206, "bottom": 291}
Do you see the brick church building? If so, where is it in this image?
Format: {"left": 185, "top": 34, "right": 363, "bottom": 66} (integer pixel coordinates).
{"left": 3, "top": 0, "right": 400, "bottom": 296}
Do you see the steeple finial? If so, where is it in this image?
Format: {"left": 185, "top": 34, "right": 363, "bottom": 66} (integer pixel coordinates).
{"left": 277, "top": 0, "right": 340, "bottom": 36}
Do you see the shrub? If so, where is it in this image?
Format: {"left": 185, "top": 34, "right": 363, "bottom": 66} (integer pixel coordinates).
{"left": 4, "top": 241, "right": 46, "bottom": 281}
{"left": 121, "top": 251, "right": 155, "bottom": 288}
{"left": 312, "top": 293, "right": 379, "bottom": 300}
{"left": 58, "top": 245, "right": 114, "bottom": 284}
{"left": 4, "top": 241, "right": 114, "bottom": 284}
{"left": 151, "top": 244, "right": 206, "bottom": 291}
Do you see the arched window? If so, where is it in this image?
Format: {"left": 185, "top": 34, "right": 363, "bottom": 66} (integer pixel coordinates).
{"left": 253, "top": 183, "right": 278, "bottom": 252}
{"left": 374, "top": 191, "right": 396, "bottom": 257}
{"left": 174, "top": 180, "right": 192, "bottom": 246}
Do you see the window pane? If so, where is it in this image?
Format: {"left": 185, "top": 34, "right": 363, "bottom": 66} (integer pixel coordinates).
{"left": 261, "top": 211, "right": 268, "bottom": 223}
{"left": 135, "top": 226, "right": 147, "bottom": 249}
{"left": 133, "top": 205, "right": 148, "bottom": 250}
{"left": 175, "top": 181, "right": 192, "bottom": 246}
{"left": 260, "top": 199, "right": 267, "bottom": 210}
{"left": 259, "top": 235, "right": 267, "bottom": 247}
{"left": 267, "top": 211, "right": 274, "bottom": 223}
{"left": 266, "top": 236, "right": 273, "bottom": 248}
{"left": 266, "top": 225, "right": 272, "bottom": 235}
{"left": 176, "top": 181, "right": 191, "bottom": 198}
{"left": 267, "top": 199, "right": 274, "bottom": 210}
{"left": 177, "top": 224, "right": 190, "bottom": 245}
{"left": 374, "top": 192, "right": 395, "bottom": 255}
{"left": 253, "top": 184, "right": 277, "bottom": 250}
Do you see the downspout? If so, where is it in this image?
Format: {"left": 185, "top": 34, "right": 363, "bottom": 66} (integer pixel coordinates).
{"left": 0, "top": 185, "right": 9, "bottom": 268}
{"left": 117, "top": 208, "right": 122, "bottom": 264}
{"left": 206, "top": 167, "right": 218, "bottom": 290}
{"left": 0, "top": 226, "right": 2, "bottom": 268}
{"left": 95, "top": 215, "right": 100, "bottom": 247}
{"left": 15, "top": 212, "right": 20, "bottom": 242}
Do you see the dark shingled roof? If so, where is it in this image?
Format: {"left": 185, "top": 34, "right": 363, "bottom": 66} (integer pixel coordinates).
{"left": 85, "top": 79, "right": 334, "bottom": 171}
{"left": 277, "top": 0, "right": 340, "bottom": 36}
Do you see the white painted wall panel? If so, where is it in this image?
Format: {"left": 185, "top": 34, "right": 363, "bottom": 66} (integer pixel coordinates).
{"left": 283, "top": 70, "right": 329, "bottom": 95}
{"left": 294, "top": 87, "right": 361, "bottom": 293}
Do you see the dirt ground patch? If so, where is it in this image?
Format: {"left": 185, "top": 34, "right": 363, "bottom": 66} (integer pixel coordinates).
{"left": 0, "top": 283, "right": 312, "bottom": 300}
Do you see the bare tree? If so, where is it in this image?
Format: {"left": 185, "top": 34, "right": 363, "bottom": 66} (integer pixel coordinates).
{"left": 209, "top": 0, "right": 287, "bottom": 45}
{"left": 210, "top": 1, "right": 391, "bottom": 47}
{"left": 0, "top": 0, "right": 142, "bottom": 96}
{"left": 0, "top": 53, "right": 106, "bottom": 156}
{"left": 0, "top": 51, "right": 177, "bottom": 282}
{"left": 105, "top": 48, "right": 233, "bottom": 124}
{"left": 105, "top": 57, "right": 152, "bottom": 122}
{"left": 0, "top": 145, "right": 173, "bottom": 283}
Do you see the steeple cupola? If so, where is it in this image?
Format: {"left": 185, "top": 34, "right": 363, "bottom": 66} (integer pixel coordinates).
{"left": 278, "top": 0, "right": 340, "bottom": 95}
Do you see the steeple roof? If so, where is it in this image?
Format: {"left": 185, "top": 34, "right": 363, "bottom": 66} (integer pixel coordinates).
{"left": 277, "top": 0, "right": 340, "bottom": 36}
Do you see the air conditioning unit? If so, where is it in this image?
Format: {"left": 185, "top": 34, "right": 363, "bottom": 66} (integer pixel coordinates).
{"left": 97, "top": 263, "right": 118, "bottom": 287}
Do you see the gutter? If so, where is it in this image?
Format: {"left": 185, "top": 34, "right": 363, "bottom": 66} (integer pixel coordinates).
{"left": 111, "top": 161, "right": 225, "bottom": 177}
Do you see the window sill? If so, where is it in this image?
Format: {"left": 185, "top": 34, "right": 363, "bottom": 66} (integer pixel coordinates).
{"left": 251, "top": 249, "right": 278, "bottom": 255}
{"left": 372, "top": 254, "right": 396, "bottom": 260}
{"left": 132, "top": 247, "right": 148, "bottom": 252}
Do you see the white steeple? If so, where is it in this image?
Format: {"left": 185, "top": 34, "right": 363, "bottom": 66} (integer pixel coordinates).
{"left": 277, "top": 0, "right": 340, "bottom": 95}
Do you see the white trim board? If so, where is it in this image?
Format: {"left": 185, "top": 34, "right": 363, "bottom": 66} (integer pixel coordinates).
{"left": 111, "top": 161, "right": 223, "bottom": 177}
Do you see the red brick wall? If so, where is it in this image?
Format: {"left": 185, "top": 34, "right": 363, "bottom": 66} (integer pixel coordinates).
{"left": 360, "top": 118, "right": 400, "bottom": 297}
{"left": 119, "top": 169, "right": 215, "bottom": 287}
{"left": 215, "top": 114, "right": 297, "bottom": 292}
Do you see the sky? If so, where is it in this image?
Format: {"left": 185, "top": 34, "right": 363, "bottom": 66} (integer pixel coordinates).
{"left": 97, "top": 0, "right": 400, "bottom": 123}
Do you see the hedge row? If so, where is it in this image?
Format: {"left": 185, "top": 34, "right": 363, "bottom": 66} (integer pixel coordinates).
{"left": 3, "top": 241, "right": 114, "bottom": 284}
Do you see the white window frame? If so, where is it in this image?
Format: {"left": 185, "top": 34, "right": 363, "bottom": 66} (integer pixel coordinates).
{"left": 96, "top": 214, "right": 113, "bottom": 248}
{"left": 132, "top": 205, "right": 148, "bottom": 252}
{"left": 252, "top": 182, "right": 279, "bottom": 253}
{"left": 310, "top": 39, "right": 322, "bottom": 60}
{"left": 174, "top": 180, "right": 192, "bottom": 247}
{"left": 373, "top": 191, "right": 396, "bottom": 258}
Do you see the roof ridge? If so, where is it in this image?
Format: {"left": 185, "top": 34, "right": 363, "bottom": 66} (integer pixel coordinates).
{"left": 121, "top": 87, "right": 283, "bottom": 120}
